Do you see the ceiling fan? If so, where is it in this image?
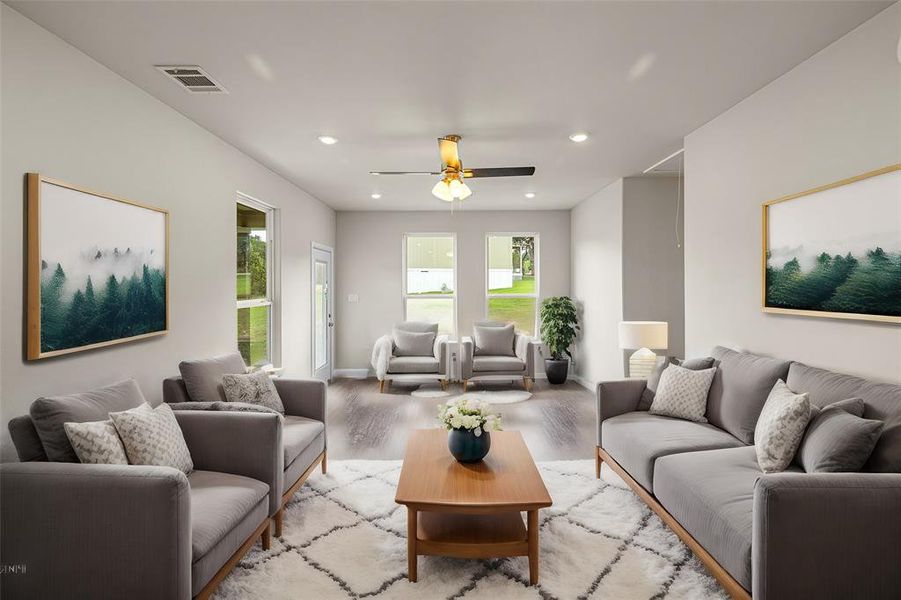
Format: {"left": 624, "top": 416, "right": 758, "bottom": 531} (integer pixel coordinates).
{"left": 370, "top": 135, "right": 536, "bottom": 202}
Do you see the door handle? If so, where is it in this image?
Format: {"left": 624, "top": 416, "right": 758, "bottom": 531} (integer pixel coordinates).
{"left": 328, "top": 322, "right": 334, "bottom": 328}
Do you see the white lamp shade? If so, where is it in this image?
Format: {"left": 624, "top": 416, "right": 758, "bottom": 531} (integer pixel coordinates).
{"left": 619, "top": 321, "right": 668, "bottom": 350}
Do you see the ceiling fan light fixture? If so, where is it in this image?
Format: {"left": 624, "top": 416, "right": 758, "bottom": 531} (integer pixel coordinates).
{"left": 431, "top": 179, "right": 454, "bottom": 202}
{"left": 568, "top": 132, "right": 589, "bottom": 143}
{"left": 456, "top": 182, "right": 472, "bottom": 200}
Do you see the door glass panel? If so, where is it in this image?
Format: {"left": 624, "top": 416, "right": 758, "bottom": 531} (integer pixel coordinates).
{"left": 314, "top": 260, "right": 328, "bottom": 370}
{"left": 237, "top": 305, "right": 270, "bottom": 366}
{"left": 406, "top": 297, "right": 454, "bottom": 334}
{"left": 487, "top": 297, "right": 536, "bottom": 336}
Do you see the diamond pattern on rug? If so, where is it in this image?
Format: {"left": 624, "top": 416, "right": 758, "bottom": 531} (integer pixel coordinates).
{"left": 213, "top": 460, "right": 729, "bottom": 600}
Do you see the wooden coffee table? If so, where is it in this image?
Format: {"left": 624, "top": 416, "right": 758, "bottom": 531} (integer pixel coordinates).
{"left": 395, "top": 429, "right": 552, "bottom": 584}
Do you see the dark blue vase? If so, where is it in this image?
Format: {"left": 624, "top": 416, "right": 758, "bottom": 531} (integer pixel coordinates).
{"left": 448, "top": 428, "right": 491, "bottom": 463}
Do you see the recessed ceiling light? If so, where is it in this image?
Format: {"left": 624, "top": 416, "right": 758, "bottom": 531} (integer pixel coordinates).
{"left": 569, "top": 132, "right": 589, "bottom": 143}
{"left": 371, "top": 193, "right": 382, "bottom": 199}
{"left": 525, "top": 192, "right": 536, "bottom": 199}
{"left": 318, "top": 135, "right": 338, "bottom": 145}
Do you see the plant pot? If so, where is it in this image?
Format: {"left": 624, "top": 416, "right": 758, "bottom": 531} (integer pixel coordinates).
{"left": 447, "top": 428, "right": 491, "bottom": 463}
{"left": 544, "top": 359, "right": 569, "bottom": 385}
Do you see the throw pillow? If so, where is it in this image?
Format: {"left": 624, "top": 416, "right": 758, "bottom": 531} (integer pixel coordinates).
{"left": 393, "top": 328, "right": 436, "bottom": 357}
{"left": 649, "top": 364, "right": 717, "bottom": 423}
{"left": 473, "top": 324, "right": 515, "bottom": 356}
{"left": 63, "top": 419, "right": 129, "bottom": 465}
{"left": 29, "top": 379, "right": 146, "bottom": 462}
{"left": 178, "top": 352, "right": 247, "bottom": 403}
{"left": 640, "top": 356, "right": 715, "bottom": 410}
{"left": 754, "top": 380, "right": 811, "bottom": 473}
{"left": 110, "top": 403, "right": 193, "bottom": 474}
{"left": 221, "top": 370, "right": 285, "bottom": 413}
{"left": 807, "top": 397, "right": 865, "bottom": 421}
{"left": 798, "top": 400, "right": 883, "bottom": 473}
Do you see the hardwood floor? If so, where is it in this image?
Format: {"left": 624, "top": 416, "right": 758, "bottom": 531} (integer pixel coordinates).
{"left": 325, "top": 378, "right": 596, "bottom": 461}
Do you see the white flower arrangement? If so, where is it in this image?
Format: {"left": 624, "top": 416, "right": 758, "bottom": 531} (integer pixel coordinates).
{"left": 438, "top": 398, "right": 502, "bottom": 437}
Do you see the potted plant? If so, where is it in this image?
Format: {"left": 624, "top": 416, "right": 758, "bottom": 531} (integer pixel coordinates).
{"left": 438, "top": 398, "right": 502, "bottom": 463}
{"left": 539, "top": 296, "right": 580, "bottom": 385}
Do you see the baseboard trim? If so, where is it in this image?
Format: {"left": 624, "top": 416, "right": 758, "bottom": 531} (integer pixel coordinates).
{"left": 333, "top": 368, "right": 371, "bottom": 379}
{"left": 569, "top": 374, "right": 594, "bottom": 391}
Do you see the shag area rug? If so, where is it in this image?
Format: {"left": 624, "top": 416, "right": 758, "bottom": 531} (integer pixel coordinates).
{"left": 214, "top": 460, "right": 727, "bottom": 600}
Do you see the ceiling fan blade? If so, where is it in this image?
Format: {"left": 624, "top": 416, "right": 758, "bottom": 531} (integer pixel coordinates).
{"left": 438, "top": 137, "right": 462, "bottom": 171}
{"left": 464, "top": 167, "right": 536, "bottom": 178}
{"left": 369, "top": 171, "right": 441, "bottom": 175}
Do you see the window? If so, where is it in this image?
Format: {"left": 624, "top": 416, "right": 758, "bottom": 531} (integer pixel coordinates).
{"left": 236, "top": 196, "right": 278, "bottom": 366}
{"left": 403, "top": 234, "right": 456, "bottom": 335}
{"left": 486, "top": 234, "right": 539, "bottom": 335}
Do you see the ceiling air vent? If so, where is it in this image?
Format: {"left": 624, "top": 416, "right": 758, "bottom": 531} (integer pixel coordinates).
{"left": 155, "top": 65, "right": 227, "bottom": 94}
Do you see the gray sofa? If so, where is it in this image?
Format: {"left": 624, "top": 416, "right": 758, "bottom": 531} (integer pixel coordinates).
{"left": 2, "top": 379, "right": 280, "bottom": 600}
{"left": 596, "top": 346, "right": 901, "bottom": 600}
{"left": 164, "top": 374, "right": 327, "bottom": 537}
{"left": 460, "top": 320, "right": 536, "bottom": 391}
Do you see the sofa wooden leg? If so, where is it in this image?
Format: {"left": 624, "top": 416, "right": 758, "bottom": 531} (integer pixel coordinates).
{"left": 274, "top": 509, "right": 284, "bottom": 538}
{"left": 261, "top": 521, "right": 271, "bottom": 550}
{"left": 595, "top": 447, "right": 602, "bottom": 479}
{"left": 321, "top": 450, "right": 328, "bottom": 474}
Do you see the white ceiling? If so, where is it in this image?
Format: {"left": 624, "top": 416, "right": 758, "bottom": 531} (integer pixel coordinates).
{"left": 8, "top": 1, "right": 890, "bottom": 211}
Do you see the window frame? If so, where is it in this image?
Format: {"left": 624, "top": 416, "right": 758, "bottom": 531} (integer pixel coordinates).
{"left": 402, "top": 233, "right": 458, "bottom": 337}
{"left": 485, "top": 232, "right": 540, "bottom": 334}
{"left": 236, "top": 192, "right": 281, "bottom": 367}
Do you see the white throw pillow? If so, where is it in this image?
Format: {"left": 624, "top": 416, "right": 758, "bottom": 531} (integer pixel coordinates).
{"left": 221, "top": 370, "right": 285, "bottom": 413}
{"left": 649, "top": 364, "right": 717, "bottom": 423}
{"left": 755, "top": 380, "right": 811, "bottom": 473}
{"left": 110, "top": 403, "right": 193, "bottom": 474}
{"left": 64, "top": 419, "right": 129, "bottom": 465}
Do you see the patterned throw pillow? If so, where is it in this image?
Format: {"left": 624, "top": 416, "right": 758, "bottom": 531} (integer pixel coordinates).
{"left": 110, "top": 403, "right": 193, "bottom": 474}
{"left": 63, "top": 419, "right": 128, "bottom": 465}
{"left": 221, "top": 370, "right": 285, "bottom": 413}
{"left": 754, "top": 380, "right": 811, "bottom": 473}
{"left": 649, "top": 364, "right": 717, "bottom": 423}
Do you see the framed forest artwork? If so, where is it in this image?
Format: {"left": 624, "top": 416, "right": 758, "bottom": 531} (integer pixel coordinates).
{"left": 26, "top": 174, "right": 169, "bottom": 359}
{"left": 762, "top": 164, "right": 900, "bottom": 324}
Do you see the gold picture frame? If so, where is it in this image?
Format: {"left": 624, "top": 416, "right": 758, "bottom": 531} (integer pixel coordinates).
{"left": 761, "top": 163, "right": 900, "bottom": 324}
{"left": 27, "top": 174, "right": 170, "bottom": 359}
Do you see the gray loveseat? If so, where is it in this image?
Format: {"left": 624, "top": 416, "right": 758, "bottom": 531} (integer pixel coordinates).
{"left": 596, "top": 346, "right": 901, "bottom": 600}
{"left": 2, "top": 379, "right": 280, "bottom": 600}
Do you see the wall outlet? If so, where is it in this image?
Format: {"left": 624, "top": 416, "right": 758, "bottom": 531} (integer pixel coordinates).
{"left": 347, "top": 294, "right": 359, "bottom": 303}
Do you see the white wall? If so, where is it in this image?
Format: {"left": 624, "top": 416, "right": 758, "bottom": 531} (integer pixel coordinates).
{"left": 571, "top": 180, "right": 624, "bottom": 387}
{"left": 335, "top": 210, "right": 571, "bottom": 369}
{"left": 622, "top": 176, "right": 685, "bottom": 359}
{"left": 684, "top": 3, "right": 901, "bottom": 382}
{"left": 1, "top": 6, "right": 336, "bottom": 459}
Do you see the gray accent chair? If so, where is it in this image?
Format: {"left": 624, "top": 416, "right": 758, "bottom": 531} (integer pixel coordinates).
{"left": 2, "top": 382, "right": 280, "bottom": 600}
{"left": 164, "top": 373, "right": 327, "bottom": 538}
{"left": 460, "top": 320, "right": 536, "bottom": 391}
{"left": 379, "top": 321, "right": 448, "bottom": 392}
{"left": 596, "top": 346, "right": 901, "bottom": 600}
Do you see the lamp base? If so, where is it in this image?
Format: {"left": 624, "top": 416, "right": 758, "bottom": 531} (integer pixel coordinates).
{"left": 628, "top": 348, "right": 657, "bottom": 379}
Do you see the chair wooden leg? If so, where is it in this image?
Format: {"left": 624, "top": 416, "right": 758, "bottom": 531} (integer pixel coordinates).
{"left": 523, "top": 377, "right": 533, "bottom": 392}
{"left": 321, "top": 450, "right": 328, "bottom": 474}
{"left": 261, "top": 521, "right": 271, "bottom": 550}
{"left": 462, "top": 379, "right": 468, "bottom": 391}
{"left": 274, "top": 509, "right": 284, "bottom": 538}
{"left": 379, "top": 379, "right": 386, "bottom": 393}
{"left": 596, "top": 447, "right": 602, "bottom": 479}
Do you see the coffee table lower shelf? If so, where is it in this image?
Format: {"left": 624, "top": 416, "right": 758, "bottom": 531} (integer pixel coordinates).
{"left": 407, "top": 509, "right": 540, "bottom": 584}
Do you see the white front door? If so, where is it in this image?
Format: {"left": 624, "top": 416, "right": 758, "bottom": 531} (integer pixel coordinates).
{"left": 312, "top": 245, "right": 334, "bottom": 381}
